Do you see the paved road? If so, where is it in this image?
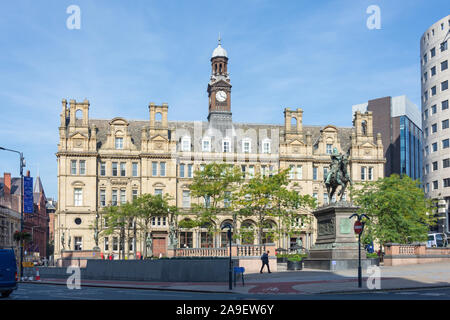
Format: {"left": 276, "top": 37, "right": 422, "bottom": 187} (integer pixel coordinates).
{"left": 3, "top": 283, "right": 450, "bottom": 300}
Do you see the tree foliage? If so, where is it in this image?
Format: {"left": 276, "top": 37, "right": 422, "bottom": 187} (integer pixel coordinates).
{"left": 235, "top": 169, "right": 316, "bottom": 244}
{"left": 351, "top": 174, "right": 437, "bottom": 246}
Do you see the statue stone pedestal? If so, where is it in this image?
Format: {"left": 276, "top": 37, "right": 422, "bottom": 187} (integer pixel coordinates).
{"left": 303, "top": 201, "right": 372, "bottom": 271}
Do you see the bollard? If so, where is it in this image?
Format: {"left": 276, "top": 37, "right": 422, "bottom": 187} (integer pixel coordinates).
{"left": 35, "top": 268, "right": 41, "bottom": 281}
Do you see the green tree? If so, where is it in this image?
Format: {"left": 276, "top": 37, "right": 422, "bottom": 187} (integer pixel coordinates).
{"left": 100, "top": 205, "right": 127, "bottom": 259}
{"left": 235, "top": 169, "right": 316, "bottom": 245}
{"left": 189, "top": 163, "right": 242, "bottom": 235}
{"left": 134, "top": 193, "right": 174, "bottom": 257}
{"left": 351, "top": 174, "right": 437, "bottom": 249}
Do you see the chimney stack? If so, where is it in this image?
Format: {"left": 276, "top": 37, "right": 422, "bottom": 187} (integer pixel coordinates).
{"left": 4, "top": 173, "right": 11, "bottom": 195}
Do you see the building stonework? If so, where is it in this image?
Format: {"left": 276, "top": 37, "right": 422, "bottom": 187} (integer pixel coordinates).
{"left": 55, "top": 42, "right": 385, "bottom": 259}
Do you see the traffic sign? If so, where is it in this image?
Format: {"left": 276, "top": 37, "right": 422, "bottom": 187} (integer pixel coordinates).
{"left": 22, "top": 261, "right": 34, "bottom": 268}
{"left": 354, "top": 221, "right": 363, "bottom": 234}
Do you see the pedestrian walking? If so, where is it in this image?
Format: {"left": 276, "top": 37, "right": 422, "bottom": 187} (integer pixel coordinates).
{"left": 260, "top": 250, "right": 271, "bottom": 273}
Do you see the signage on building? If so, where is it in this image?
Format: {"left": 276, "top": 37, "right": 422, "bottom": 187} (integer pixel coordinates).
{"left": 23, "top": 177, "right": 33, "bottom": 214}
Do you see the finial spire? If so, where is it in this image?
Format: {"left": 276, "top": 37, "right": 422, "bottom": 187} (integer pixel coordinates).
{"left": 218, "top": 33, "right": 221, "bottom": 46}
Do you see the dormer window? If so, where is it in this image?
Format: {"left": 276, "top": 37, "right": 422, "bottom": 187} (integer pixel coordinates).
{"left": 242, "top": 138, "right": 251, "bottom": 153}
{"left": 181, "top": 136, "right": 191, "bottom": 152}
{"left": 202, "top": 137, "right": 211, "bottom": 152}
{"left": 262, "top": 139, "right": 271, "bottom": 154}
{"left": 115, "top": 137, "right": 123, "bottom": 150}
{"left": 223, "top": 138, "right": 231, "bottom": 153}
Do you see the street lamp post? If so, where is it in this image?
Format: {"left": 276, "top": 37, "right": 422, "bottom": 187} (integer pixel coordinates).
{"left": 0, "top": 147, "right": 25, "bottom": 280}
{"left": 221, "top": 223, "right": 233, "bottom": 290}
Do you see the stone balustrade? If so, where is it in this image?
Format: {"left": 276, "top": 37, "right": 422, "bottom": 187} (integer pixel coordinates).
{"left": 384, "top": 243, "right": 450, "bottom": 266}
{"left": 173, "top": 243, "right": 276, "bottom": 258}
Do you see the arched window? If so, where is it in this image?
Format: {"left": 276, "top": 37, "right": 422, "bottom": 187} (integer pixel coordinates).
{"left": 155, "top": 112, "right": 162, "bottom": 122}
{"left": 262, "top": 220, "right": 277, "bottom": 244}
{"left": 361, "top": 120, "right": 367, "bottom": 136}
{"left": 240, "top": 220, "right": 255, "bottom": 245}
{"left": 75, "top": 109, "right": 83, "bottom": 120}
{"left": 291, "top": 117, "right": 297, "bottom": 129}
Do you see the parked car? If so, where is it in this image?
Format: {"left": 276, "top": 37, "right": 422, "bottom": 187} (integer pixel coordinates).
{"left": 0, "top": 249, "right": 18, "bottom": 298}
{"left": 427, "top": 233, "right": 448, "bottom": 248}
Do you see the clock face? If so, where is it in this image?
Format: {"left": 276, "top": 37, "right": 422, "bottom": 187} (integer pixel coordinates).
{"left": 215, "top": 90, "right": 227, "bottom": 102}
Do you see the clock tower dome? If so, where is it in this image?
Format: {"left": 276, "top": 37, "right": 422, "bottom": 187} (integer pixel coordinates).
{"left": 207, "top": 36, "right": 232, "bottom": 123}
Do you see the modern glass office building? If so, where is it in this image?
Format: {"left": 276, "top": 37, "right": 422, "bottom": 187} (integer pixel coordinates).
{"left": 399, "top": 115, "right": 423, "bottom": 181}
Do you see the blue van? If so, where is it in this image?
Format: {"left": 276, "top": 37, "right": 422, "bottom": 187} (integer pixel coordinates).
{"left": 0, "top": 249, "right": 18, "bottom": 298}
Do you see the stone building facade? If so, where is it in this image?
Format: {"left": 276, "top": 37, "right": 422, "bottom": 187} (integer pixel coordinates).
{"left": 55, "top": 41, "right": 385, "bottom": 259}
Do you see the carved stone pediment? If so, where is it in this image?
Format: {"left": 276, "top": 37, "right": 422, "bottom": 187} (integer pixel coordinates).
{"left": 110, "top": 179, "right": 129, "bottom": 186}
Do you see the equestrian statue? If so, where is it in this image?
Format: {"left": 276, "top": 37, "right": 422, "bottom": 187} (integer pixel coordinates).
{"left": 324, "top": 148, "right": 353, "bottom": 202}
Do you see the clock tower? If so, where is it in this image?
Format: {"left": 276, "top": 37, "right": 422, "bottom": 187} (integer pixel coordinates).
{"left": 207, "top": 37, "right": 232, "bottom": 123}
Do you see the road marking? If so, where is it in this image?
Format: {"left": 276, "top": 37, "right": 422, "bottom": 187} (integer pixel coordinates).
{"left": 394, "top": 292, "right": 418, "bottom": 295}
{"left": 421, "top": 293, "right": 445, "bottom": 296}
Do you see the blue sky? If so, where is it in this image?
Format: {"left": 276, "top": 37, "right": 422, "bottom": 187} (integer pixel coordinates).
{"left": 0, "top": 0, "right": 448, "bottom": 199}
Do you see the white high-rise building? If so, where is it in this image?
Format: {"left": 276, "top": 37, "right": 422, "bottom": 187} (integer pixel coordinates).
{"left": 421, "top": 15, "right": 450, "bottom": 233}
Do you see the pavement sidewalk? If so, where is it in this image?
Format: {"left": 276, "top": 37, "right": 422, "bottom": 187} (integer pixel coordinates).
{"left": 24, "top": 261, "right": 450, "bottom": 295}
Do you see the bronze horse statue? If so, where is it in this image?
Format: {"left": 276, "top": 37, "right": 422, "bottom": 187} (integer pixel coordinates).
{"left": 324, "top": 150, "right": 353, "bottom": 202}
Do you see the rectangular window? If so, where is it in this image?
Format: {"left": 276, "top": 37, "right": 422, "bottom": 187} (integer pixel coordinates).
{"left": 424, "top": 109, "right": 428, "bottom": 119}
{"left": 224, "top": 191, "right": 231, "bottom": 208}
{"left": 425, "top": 164, "right": 430, "bottom": 174}
{"left": 100, "top": 189, "right": 106, "bottom": 207}
{"left": 425, "top": 127, "right": 429, "bottom": 137}
{"left": 443, "top": 139, "right": 450, "bottom": 149}
{"left": 432, "top": 105, "right": 437, "bottom": 114}
{"left": 182, "top": 190, "right": 190, "bottom": 208}
{"left": 113, "top": 237, "right": 118, "bottom": 251}
{"left": 433, "top": 142, "right": 438, "bottom": 152}
{"left": 323, "top": 193, "right": 328, "bottom": 204}
{"left": 433, "top": 161, "right": 438, "bottom": 171}
{"left": 443, "top": 119, "right": 449, "bottom": 130}
{"left": 79, "top": 160, "right": 86, "bottom": 175}
{"left": 289, "top": 165, "right": 295, "bottom": 179}
{"left": 444, "top": 178, "right": 450, "bottom": 188}
{"left": 361, "top": 167, "right": 366, "bottom": 180}
{"left": 249, "top": 165, "right": 255, "bottom": 178}
{"left": 181, "top": 138, "right": 190, "bottom": 152}
{"left": 424, "top": 72, "right": 428, "bottom": 82}
{"left": 202, "top": 139, "right": 210, "bottom": 152}
{"left": 74, "top": 188, "right": 83, "bottom": 206}
{"left": 188, "top": 164, "right": 193, "bottom": 178}
{"left": 160, "top": 162, "right": 166, "bottom": 177}
{"left": 100, "top": 162, "right": 106, "bottom": 176}
{"left": 243, "top": 140, "right": 251, "bottom": 153}
{"left": 132, "top": 162, "right": 138, "bottom": 177}
{"left": 313, "top": 192, "right": 318, "bottom": 200}
{"left": 104, "top": 237, "right": 109, "bottom": 251}
{"left": 112, "top": 190, "right": 118, "bottom": 206}
{"left": 424, "top": 91, "right": 428, "bottom": 102}
{"left": 223, "top": 140, "right": 230, "bottom": 153}
{"left": 115, "top": 137, "right": 123, "bottom": 150}
{"left": 426, "top": 183, "right": 430, "bottom": 193}
{"left": 112, "top": 162, "right": 118, "bottom": 176}
{"left": 261, "top": 165, "right": 267, "bottom": 177}
{"left": 74, "top": 237, "right": 82, "bottom": 251}
{"left": 120, "top": 189, "right": 126, "bottom": 204}
{"left": 179, "top": 164, "right": 185, "bottom": 177}
{"left": 152, "top": 162, "right": 158, "bottom": 176}
{"left": 155, "top": 189, "right": 163, "bottom": 197}
{"left": 323, "top": 167, "right": 328, "bottom": 180}
{"left": 442, "top": 60, "right": 448, "bottom": 71}
{"left": 431, "top": 47, "right": 436, "bottom": 57}
{"left": 326, "top": 144, "right": 332, "bottom": 154}
{"left": 368, "top": 167, "right": 374, "bottom": 180}
{"left": 431, "top": 86, "right": 437, "bottom": 96}
{"left": 443, "top": 159, "right": 450, "bottom": 168}
{"left": 424, "top": 53, "right": 428, "bottom": 63}
{"left": 129, "top": 238, "right": 134, "bottom": 252}
{"left": 432, "top": 123, "right": 437, "bottom": 133}
{"left": 431, "top": 66, "right": 436, "bottom": 76}
{"left": 132, "top": 189, "right": 138, "bottom": 201}
{"left": 442, "top": 80, "right": 449, "bottom": 91}
{"left": 120, "top": 162, "right": 126, "bottom": 176}
{"left": 263, "top": 141, "right": 270, "bottom": 154}
{"left": 296, "top": 166, "right": 303, "bottom": 180}
{"left": 71, "top": 160, "right": 77, "bottom": 175}
{"left": 443, "top": 100, "right": 449, "bottom": 110}
{"left": 433, "top": 180, "right": 439, "bottom": 190}
{"left": 441, "top": 41, "right": 448, "bottom": 52}
{"left": 425, "top": 146, "right": 429, "bottom": 156}
{"left": 313, "top": 167, "right": 318, "bottom": 180}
